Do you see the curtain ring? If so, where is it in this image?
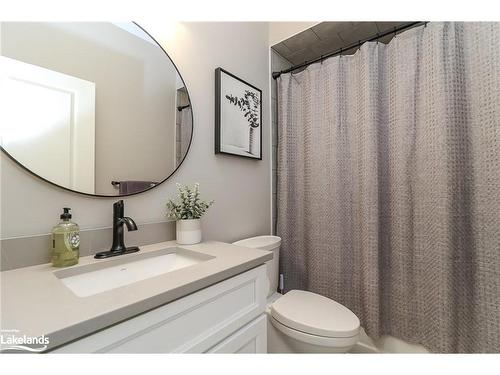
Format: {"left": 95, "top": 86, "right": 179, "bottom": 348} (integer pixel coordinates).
{"left": 320, "top": 55, "right": 324, "bottom": 64}
{"left": 376, "top": 32, "right": 379, "bottom": 44}
{"left": 424, "top": 21, "right": 428, "bottom": 28}
{"left": 393, "top": 26, "right": 397, "bottom": 38}
{"left": 339, "top": 47, "right": 343, "bottom": 58}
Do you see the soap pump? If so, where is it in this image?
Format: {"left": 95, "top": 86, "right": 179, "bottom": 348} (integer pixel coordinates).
{"left": 51, "top": 208, "right": 80, "bottom": 267}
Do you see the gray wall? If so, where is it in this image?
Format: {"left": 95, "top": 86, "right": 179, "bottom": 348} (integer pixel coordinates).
{"left": 270, "top": 50, "right": 292, "bottom": 234}
{"left": 1, "top": 22, "right": 178, "bottom": 196}
{"left": 1, "top": 23, "right": 271, "bottom": 251}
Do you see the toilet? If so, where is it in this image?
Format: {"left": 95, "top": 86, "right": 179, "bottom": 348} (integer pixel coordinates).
{"left": 233, "top": 236, "right": 360, "bottom": 353}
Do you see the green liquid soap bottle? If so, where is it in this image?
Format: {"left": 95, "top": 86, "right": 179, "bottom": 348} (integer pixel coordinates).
{"left": 51, "top": 208, "right": 80, "bottom": 267}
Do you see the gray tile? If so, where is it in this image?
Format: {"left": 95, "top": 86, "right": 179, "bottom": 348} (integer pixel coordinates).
{"left": 290, "top": 65, "right": 308, "bottom": 74}
{"left": 338, "top": 22, "right": 379, "bottom": 44}
{"left": 79, "top": 230, "right": 94, "bottom": 256}
{"left": 272, "top": 121, "right": 278, "bottom": 147}
{"left": 375, "top": 22, "right": 410, "bottom": 33}
{"left": 0, "top": 221, "right": 176, "bottom": 271}
{"left": 286, "top": 47, "right": 317, "bottom": 65}
{"left": 272, "top": 146, "right": 278, "bottom": 171}
{"left": 277, "top": 55, "right": 293, "bottom": 70}
{"left": 1, "top": 235, "right": 52, "bottom": 271}
{"left": 0, "top": 243, "right": 8, "bottom": 270}
{"left": 271, "top": 53, "right": 289, "bottom": 98}
{"left": 126, "top": 221, "right": 176, "bottom": 247}
{"left": 309, "top": 35, "right": 345, "bottom": 56}
{"left": 271, "top": 51, "right": 282, "bottom": 72}
{"left": 283, "top": 29, "right": 320, "bottom": 52}
{"left": 342, "top": 46, "right": 359, "bottom": 56}
{"left": 272, "top": 192, "right": 277, "bottom": 217}
{"left": 272, "top": 42, "right": 292, "bottom": 59}
{"left": 311, "top": 22, "right": 355, "bottom": 40}
{"left": 271, "top": 50, "right": 293, "bottom": 71}
{"left": 273, "top": 22, "right": 420, "bottom": 70}
{"left": 378, "top": 33, "right": 395, "bottom": 45}
{"left": 272, "top": 169, "right": 277, "bottom": 195}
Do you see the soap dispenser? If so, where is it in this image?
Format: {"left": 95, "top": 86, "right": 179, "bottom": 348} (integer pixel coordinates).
{"left": 51, "top": 208, "right": 80, "bottom": 267}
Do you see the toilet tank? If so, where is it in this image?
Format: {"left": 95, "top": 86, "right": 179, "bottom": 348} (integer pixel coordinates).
{"left": 232, "top": 236, "right": 281, "bottom": 297}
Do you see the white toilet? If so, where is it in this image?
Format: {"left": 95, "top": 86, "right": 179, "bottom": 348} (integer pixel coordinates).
{"left": 233, "top": 236, "right": 360, "bottom": 353}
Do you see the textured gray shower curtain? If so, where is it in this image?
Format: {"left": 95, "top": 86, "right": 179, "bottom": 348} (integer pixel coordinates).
{"left": 277, "top": 22, "right": 500, "bottom": 353}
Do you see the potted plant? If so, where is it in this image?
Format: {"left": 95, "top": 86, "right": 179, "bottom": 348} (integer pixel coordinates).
{"left": 166, "top": 183, "right": 214, "bottom": 245}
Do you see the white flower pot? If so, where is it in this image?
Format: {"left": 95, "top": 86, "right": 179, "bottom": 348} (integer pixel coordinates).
{"left": 176, "top": 219, "right": 202, "bottom": 245}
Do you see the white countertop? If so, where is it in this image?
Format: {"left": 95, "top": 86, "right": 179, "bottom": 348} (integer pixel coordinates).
{"left": 0, "top": 240, "right": 272, "bottom": 350}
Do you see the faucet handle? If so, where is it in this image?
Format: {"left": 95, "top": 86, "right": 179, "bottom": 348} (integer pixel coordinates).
{"left": 113, "top": 200, "right": 125, "bottom": 218}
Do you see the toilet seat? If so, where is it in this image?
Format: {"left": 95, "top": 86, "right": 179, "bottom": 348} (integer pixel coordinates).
{"left": 270, "top": 290, "right": 360, "bottom": 338}
{"left": 269, "top": 315, "right": 359, "bottom": 348}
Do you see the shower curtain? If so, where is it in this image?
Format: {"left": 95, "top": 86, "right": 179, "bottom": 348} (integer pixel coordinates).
{"left": 277, "top": 22, "right": 500, "bottom": 353}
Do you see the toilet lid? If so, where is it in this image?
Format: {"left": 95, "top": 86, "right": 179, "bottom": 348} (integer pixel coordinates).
{"left": 270, "top": 290, "right": 360, "bottom": 338}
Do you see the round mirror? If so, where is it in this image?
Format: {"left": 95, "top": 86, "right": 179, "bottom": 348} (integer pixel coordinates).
{"left": 0, "top": 22, "right": 193, "bottom": 196}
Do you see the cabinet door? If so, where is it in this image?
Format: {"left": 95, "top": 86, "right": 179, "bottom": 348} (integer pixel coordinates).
{"left": 206, "top": 315, "right": 267, "bottom": 353}
{"left": 52, "top": 265, "right": 267, "bottom": 353}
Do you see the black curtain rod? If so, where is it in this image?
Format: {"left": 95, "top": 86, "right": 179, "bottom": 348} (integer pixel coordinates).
{"left": 272, "top": 21, "right": 426, "bottom": 80}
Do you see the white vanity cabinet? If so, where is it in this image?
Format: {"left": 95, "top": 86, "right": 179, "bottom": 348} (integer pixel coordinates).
{"left": 51, "top": 265, "right": 268, "bottom": 353}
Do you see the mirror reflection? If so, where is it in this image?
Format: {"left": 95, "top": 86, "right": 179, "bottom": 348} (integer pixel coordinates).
{"left": 0, "top": 22, "right": 193, "bottom": 196}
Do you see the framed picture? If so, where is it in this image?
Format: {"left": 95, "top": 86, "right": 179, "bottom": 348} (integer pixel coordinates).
{"left": 215, "top": 67, "right": 262, "bottom": 160}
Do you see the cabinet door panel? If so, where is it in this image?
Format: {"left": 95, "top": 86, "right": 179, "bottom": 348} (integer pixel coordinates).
{"left": 206, "top": 315, "right": 267, "bottom": 354}
{"left": 52, "top": 265, "right": 267, "bottom": 353}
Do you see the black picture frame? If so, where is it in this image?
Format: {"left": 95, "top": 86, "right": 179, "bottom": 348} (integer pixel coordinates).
{"left": 215, "top": 67, "right": 263, "bottom": 160}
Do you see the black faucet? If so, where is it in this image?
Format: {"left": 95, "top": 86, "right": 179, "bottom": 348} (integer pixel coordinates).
{"left": 94, "top": 200, "right": 140, "bottom": 259}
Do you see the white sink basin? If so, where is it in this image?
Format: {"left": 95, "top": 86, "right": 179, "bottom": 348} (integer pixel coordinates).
{"left": 54, "top": 247, "right": 214, "bottom": 297}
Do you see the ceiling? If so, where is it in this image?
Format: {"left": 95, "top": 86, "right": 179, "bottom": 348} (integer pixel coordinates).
{"left": 272, "top": 22, "right": 415, "bottom": 65}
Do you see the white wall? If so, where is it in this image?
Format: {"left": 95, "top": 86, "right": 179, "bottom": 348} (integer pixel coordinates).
{"left": 0, "top": 22, "right": 271, "bottom": 242}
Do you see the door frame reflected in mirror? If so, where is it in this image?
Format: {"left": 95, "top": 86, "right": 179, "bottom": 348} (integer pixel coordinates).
{"left": 0, "top": 21, "right": 194, "bottom": 197}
